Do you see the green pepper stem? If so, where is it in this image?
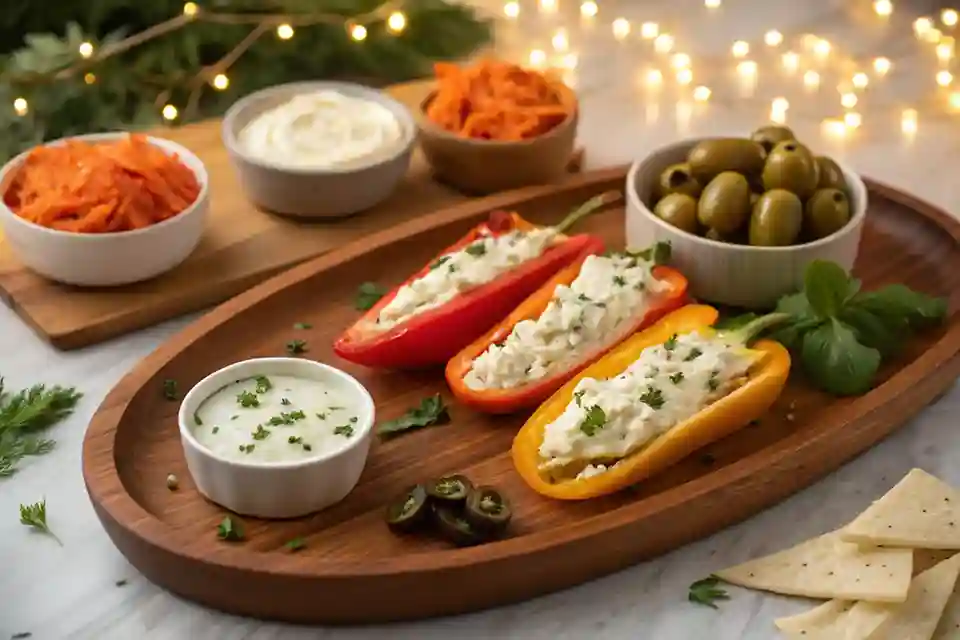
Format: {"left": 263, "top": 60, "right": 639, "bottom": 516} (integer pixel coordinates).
{"left": 553, "top": 190, "right": 623, "bottom": 235}
{"left": 718, "top": 312, "right": 791, "bottom": 345}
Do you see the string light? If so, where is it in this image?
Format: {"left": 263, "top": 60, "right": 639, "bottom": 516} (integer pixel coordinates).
{"left": 822, "top": 118, "right": 847, "bottom": 138}
{"left": 770, "top": 98, "right": 788, "bottom": 124}
{"left": 732, "top": 41, "right": 749, "bottom": 57}
{"left": 654, "top": 33, "right": 674, "bottom": 53}
{"left": 84, "top": 72, "right": 96, "bottom": 84}
{"left": 640, "top": 22, "right": 659, "bottom": 39}
{"left": 801, "top": 33, "right": 820, "bottom": 49}
{"left": 803, "top": 70, "right": 820, "bottom": 89}
{"left": 772, "top": 96, "right": 789, "bottom": 111}
{"left": 671, "top": 53, "right": 691, "bottom": 69}
{"left": 852, "top": 72, "right": 869, "bottom": 88}
{"left": 873, "top": 0, "right": 892, "bottom": 16}
{"left": 645, "top": 69, "right": 663, "bottom": 86}
{"left": 704, "top": 0, "right": 721, "bottom": 7}
{"left": 387, "top": 11, "right": 406, "bottom": 33}
{"left": 580, "top": 1, "right": 598, "bottom": 18}
{"left": 183, "top": 2, "right": 198, "bottom": 17}
{"left": 937, "top": 38, "right": 954, "bottom": 62}
{"left": 901, "top": 108, "right": 918, "bottom": 135}
{"left": 612, "top": 18, "right": 631, "bottom": 40}
{"left": 937, "top": 70, "right": 954, "bottom": 86}
{"left": 814, "top": 39, "right": 831, "bottom": 58}
{"left": 539, "top": 0, "right": 558, "bottom": 13}
{"left": 693, "top": 86, "right": 711, "bottom": 102}
{"left": 504, "top": 2, "right": 519, "bottom": 18}
{"left": 676, "top": 68, "right": 693, "bottom": 85}
{"left": 914, "top": 17, "right": 934, "bottom": 37}
{"left": 944, "top": 9, "right": 959, "bottom": 26}
{"left": 529, "top": 49, "right": 547, "bottom": 67}
{"left": 561, "top": 53, "right": 579, "bottom": 69}
{"left": 840, "top": 92, "right": 858, "bottom": 108}
{"left": 276, "top": 24, "right": 294, "bottom": 40}
{"left": 764, "top": 30, "right": 783, "bottom": 47}
{"left": 949, "top": 91, "right": 960, "bottom": 109}
{"left": 350, "top": 24, "right": 367, "bottom": 41}
{"left": 13, "top": 97, "right": 28, "bottom": 116}
{"left": 78, "top": 42, "right": 94, "bottom": 59}
{"left": 736, "top": 60, "right": 757, "bottom": 76}
{"left": 782, "top": 51, "right": 799, "bottom": 72}
{"left": 162, "top": 104, "right": 178, "bottom": 121}
{"left": 844, "top": 112, "right": 862, "bottom": 129}
{"left": 552, "top": 29, "right": 569, "bottom": 51}
{"left": 873, "top": 57, "right": 892, "bottom": 75}
{"left": 212, "top": 73, "right": 229, "bottom": 90}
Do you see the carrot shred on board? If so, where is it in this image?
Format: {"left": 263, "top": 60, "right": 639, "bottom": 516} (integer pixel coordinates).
{"left": 3, "top": 134, "right": 201, "bottom": 234}
{"left": 425, "top": 59, "right": 574, "bottom": 141}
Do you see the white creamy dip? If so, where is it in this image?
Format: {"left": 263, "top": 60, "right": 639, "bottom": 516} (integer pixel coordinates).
{"left": 537, "top": 331, "right": 759, "bottom": 479}
{"left": 373, "top": 227, "right": 558, "bottom": 331}
{"left": 238, "top": 91, "right": 403, "bottom": 169}
{"left": 191, "top": 373, "right": 365, "bottom": 463}
{"left": 464, "top": 253, "right": 668, "bottom": 391}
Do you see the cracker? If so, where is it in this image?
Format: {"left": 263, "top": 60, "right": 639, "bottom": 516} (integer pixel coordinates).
{"left": 932, "top": 588, "right": 960, "bottom": 640}
{"left": 842, "top": 469, "right": 960, "bottom": 549}
{"left": 715, "top": 531, "right": 912, "bottom": 602}
{"left": 775, "top": 600, "right": 888, "bottom": 639}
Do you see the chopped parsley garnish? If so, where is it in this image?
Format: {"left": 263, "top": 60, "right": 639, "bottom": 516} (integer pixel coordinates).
{"left": 212, "top": 426, "right": 220, "bottom": 434}
{"left": 267, "top": 410, "right": 306, "bottom": 426}
{"left": 633, "top": 281, "right": 646, "bottom": 291}
{"left": 328, "top": 405, "right": 345, "bottom": 411}
{"left": 669, "top": 372, "right": 684, "bottom": 384}
{"left": 217, "top": 516, "right": 244, "bottom": 541}
{"left": 663, "top": 334, "right": 678, "bottom": 351}
{"left": 293, "top": 322, "right": 312, "bottom": 330}
{"left": 465, "top": 242, "right": 487, "bottom": 257}
{"left": 430, "top": 255, "right": 452, "bottom": 270}
{"left": 577, "top": 293, "right": 592, "bottom": 303}
{"left": 377, "top": 394, "right": 450, "bottom": 437}
{"left": 448, "top": 264, "right": 457, "bottom": 273}
{"left": 579, "top": 405, "right": 607, "bottom": 436}
{"left": 573, "top": 389, "right": 586, "bottom": 406}
{"left": 280, "top": 397, "right": 291, "bottom": 406}
{"left": 285, "top": 537, "right": 306, "bottom": 552}
{"left": 286, "top": 339, "right": 307, "bottom": 355}
{"left": 688, "top": 576, "right": 729, "bottom": 609}
{"left": 646, "top": 366, "right": 660, "bottom": 377}
{"left": 230, "top": 415, "right": 239, "bottom": 421}
{"left": 193, "top": 412, "right": 203, "bottom": 426}
{"left": 355, "top": 282, "right": 387, "bottom": 310}
{"left": 254, "top": 376, "right": 272, "bottom": 393}
{"left": 288, "top": 435, "right": 303, "bottom": 444}
{"left": 707, "top": 371, "right": 721, "bottom": 391}
{"left": 334, "top": 424, "right": 354, "bottom": 437}
{"left": 684, "top": 347, "right": 703, "bottom": 362}
{"left": 613, "top": 275, "right": 627, "bottom": 287}
{"left": 316, "top": 412, "right": 327, "bottom": 420}
{"left": 251, "top": 425, "right": 271, "bottom": 440}
{"left": 302, "top": 443, "right": 313, "bottom": 452}
{"left": 639, "top": 385, "right": 665, "bottom": 409}
{"left": 238, "top": 444, "right": 255, "bottom": 454}
{"left": 237, "top": 390, "right": 260, "bottom": 408}
{"left": 162, "top": 379, "right": 178, "bottom": 401}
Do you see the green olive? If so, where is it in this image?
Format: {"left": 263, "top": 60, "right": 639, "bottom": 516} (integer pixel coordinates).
{"left": 762, "top": 141, "right": 820, "bottom": 199}
{"left": 749, "top": 189, "right": 803, "bottom": 246}
{"left": 750, "top": 125, "right": 797, "bottom": 154}
{"left": 704, "top": 227, "right": 746, "bottom": 244}
{"left": 687, "top": 138, "right": 766, "bottom": 184}
{"left": 697, "top": 171, "right": 751, "bottom": 234}
{"left": 657, "top": 163, "right": 702, "bottom": 199}
{"left": 804, "top": 188, "right": 852, "bottom": 239}
{"left": 815, "top": 156, "right": 847, "bottom": 190}
{"left": 653, "top": 193, "right": 699, "bottom": 234}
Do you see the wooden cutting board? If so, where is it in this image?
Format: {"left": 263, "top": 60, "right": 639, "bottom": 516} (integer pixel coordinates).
{"left": 0, "top": 80, "right": 584, "bottom": 350}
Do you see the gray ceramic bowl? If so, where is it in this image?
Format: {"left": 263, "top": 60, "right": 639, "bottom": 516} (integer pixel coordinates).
{"left": 625, "top": 138, "right": 868, "bottom": 309}
{"left": 222, "top": 81, "right": 416, "bottom": 218}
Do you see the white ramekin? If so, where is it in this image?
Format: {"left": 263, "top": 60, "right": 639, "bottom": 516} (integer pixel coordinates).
{"left": 625, "top": 138, "right": 868, "bottom": 309}
{"left": 178, "top": 357, "right": 376, "bottom": 519}
{"left": 0, "top": 132, "right": 209, "bottom": 287}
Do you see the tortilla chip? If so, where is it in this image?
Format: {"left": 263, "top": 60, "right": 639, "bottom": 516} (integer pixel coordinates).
{"left": 842, "top": 469, "right": 960, "bottom": 549}
{"left": 715, "top": 531, "right": 912, "bottom": 602}
{"left": 774, "top": 554, "right": 960, "bottom": 640}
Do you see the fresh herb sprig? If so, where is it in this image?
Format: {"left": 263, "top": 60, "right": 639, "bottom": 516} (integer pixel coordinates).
{"left": 378, "top": 394, "right": 450, "bottom": 436}
{"left": 766, "top": 260, "right": 947, "bottom": 396}
{"left": 217, "top": 516, "right": 244, "bottom": 541}
{"left": 19, "top": 499, "right": 62, "bottom": 546}
{"left": 0, "top": 379, "right": 82, "bottom": 477}
{"left": 688, "top": 576, "right": 729, "bottom": 609}
{"left": 355, "top": 282, "right": 387, "bottom": 311}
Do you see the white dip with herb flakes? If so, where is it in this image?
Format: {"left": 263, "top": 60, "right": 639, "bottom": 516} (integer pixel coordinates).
{"left": 373, "top": 227, "right": 558, "bottom": 331}
{"left": 538, "top": 331, "right": 759, "bottom": 480}
{"left": 191, "top": 374, "right": 363, "bottom": 463}
{"left": 464, "top": 253, "right": 668, "bottom": 390}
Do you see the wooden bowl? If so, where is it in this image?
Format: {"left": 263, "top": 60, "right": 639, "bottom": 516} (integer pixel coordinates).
{"left": 417, "top": 88, "right": 578, "bottom": 195}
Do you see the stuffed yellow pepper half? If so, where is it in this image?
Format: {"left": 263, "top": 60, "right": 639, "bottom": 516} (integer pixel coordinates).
{"left": 511, "top": 304, "right": 791, "bottom": 500}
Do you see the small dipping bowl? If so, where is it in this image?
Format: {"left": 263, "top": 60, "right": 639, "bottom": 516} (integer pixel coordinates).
{"left": 222, "top": 81, "right": 416, "bottom": 218}
{"left": 0, "top": 132, "right": 209, "bottom": 287}
{"left": 417, "top": 86, "right": 579, "bottom": 195}
{"left": 178, "top": 357, "right": 376, "bottom": 519}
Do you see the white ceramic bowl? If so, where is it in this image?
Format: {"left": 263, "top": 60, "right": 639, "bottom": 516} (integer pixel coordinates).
{"left": 178, "top": 357, "right": 375, "bottom": 519}
{"left": 626, "top": 138, "right": 868, "bottom": 309}
{"left": 0, "top": 132, "right": 209, "bottom": 287}
{"left": 221, "top": 81, "right": 416, "bottom": 218}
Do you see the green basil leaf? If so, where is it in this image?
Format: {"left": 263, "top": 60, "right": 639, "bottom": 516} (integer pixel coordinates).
{"left": 800, "top": 319, "right": 881, "bottom": 396}
{"left": 803, "top": 260, "right": 854, "bottom": 319}
{"left": 775, "top": 291, "right": 815, "bottom": 319}
{"left": 839, "top": 306, "right": 903, "bottom": 357}
{"left": 355, "top": 282, "right": 387, "bottom": 311}
{"left": 849, "top": 284, "right": 948, "bottom": 328}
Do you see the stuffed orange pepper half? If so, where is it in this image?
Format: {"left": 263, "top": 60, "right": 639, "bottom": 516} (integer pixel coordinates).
{"left": 511, "top": 305, "right": 791, "bottom": 500}
{"left": 445, "top": 242, "right": 688, "bottom": 414}
{"left": 334, "top": 191, "right": 621, "bottom": 369}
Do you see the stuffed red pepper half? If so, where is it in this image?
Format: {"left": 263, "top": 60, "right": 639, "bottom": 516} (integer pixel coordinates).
{"left": 445, "top": 242, "right": 688, "bottom": 414}
{"left": 333, "top": 191, "right": 620, "bottom": 369}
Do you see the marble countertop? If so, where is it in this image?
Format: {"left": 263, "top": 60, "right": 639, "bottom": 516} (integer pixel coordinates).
{"left": 3, "top": 0, "right": 960, "bottom": 638}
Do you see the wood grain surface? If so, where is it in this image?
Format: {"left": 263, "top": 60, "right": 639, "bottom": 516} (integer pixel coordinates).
{"left": 0, "top": 80, "right": 583, "bottom": 350}
{"left": 82, "top": 167, "right": 960, "bottom": 624}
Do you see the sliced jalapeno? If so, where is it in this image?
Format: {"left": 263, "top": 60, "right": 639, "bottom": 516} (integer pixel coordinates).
{"left": 385, "top": 484, "right": 430, "bottom": 533}
{"left": 464, "top": 486, "right": 513, "bottom": 533}
{"left": 425, "top": 474, "right": 473, "bottom": 504}
{"left": 431, "top": 504, "right": 490, "bottom": 547}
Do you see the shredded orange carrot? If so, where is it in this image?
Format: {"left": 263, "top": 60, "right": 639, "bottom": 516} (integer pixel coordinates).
{"left": 426, "top": 59, "right": 574, "bottom": 141}
{"left": 3, "top": 134, "right": 201, "bottom": 234}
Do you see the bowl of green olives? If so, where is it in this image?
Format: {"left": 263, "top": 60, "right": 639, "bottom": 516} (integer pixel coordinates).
{"left": 625, "top": 126, "right": 868, "bottom": 308}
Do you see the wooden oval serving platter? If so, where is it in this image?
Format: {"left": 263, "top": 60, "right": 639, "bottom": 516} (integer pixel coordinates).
{"left": 83, "top": 166, "right": 960, "bottom": 624}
